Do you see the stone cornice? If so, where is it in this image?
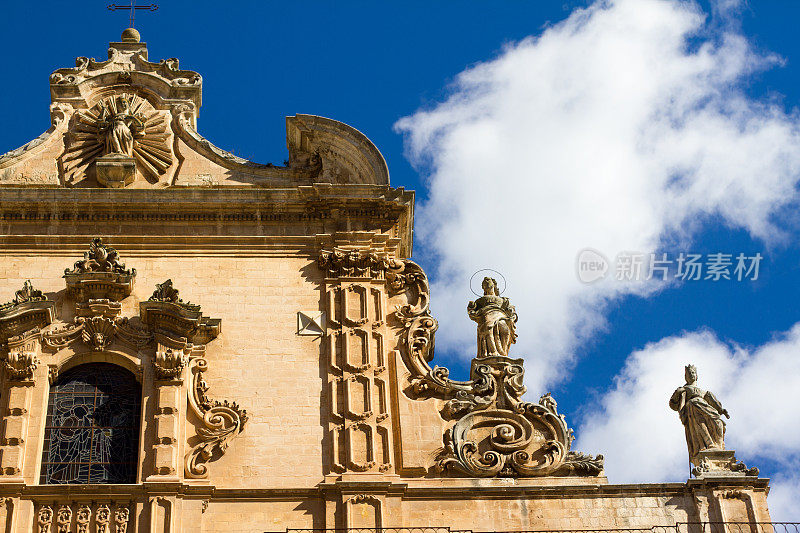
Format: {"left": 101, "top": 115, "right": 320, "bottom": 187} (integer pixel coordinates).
{"left": 0, "top": 184, "right": 415, "bottom": 256}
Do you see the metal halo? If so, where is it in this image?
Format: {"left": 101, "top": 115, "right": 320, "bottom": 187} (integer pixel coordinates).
{"left": 469, "top": 269, "right": 507, "bottom": 296}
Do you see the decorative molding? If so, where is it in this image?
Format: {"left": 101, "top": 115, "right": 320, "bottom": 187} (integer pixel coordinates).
{"left": 63, "top": 238, "right": 136, "bottom": 302}
{"left": 318, "top": 249, "right": 388, "bottom": 279}
{"left": 185, "top": 357, "right": 248, "bottom": 478}
{"left": 140, "top": 279, "right": 220, "bottom": 344}
{"left": 0, "top": 280, "right": 55, "bottom": 344}
{"left": 154, "top": 347, "right": 187, "bottom": 380}
{"left": 321, "top": 261, "right": 394, "bottom": 474}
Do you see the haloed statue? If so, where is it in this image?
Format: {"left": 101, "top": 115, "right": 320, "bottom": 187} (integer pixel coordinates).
{"left": 97, "top": 96, "right": 145, "bottom": 157}
{"left": 467, "top": 277, "right": 518, "bottom": 358}
{"left": 669, "top": 364, "right": 729, "bottom": 461}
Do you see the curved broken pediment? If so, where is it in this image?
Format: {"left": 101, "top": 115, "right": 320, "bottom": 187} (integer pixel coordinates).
{"left": 0, "top": 30, "right": 391, "bottom": 189}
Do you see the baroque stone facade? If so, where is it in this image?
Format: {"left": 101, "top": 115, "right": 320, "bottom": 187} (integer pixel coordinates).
{"left": 0, "top": 30, "right": 773, "bottom": 533}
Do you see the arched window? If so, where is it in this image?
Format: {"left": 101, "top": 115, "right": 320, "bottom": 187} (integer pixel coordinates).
{"left": 40, "top": 363, "right": 141, "bottom": 484}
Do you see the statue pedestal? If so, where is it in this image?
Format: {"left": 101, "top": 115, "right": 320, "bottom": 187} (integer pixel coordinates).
{"left": 96, "top": 154, "right": 136, "bottom": 188}
{"left": 692, "top": 449, "right": 758, "bottom": 478}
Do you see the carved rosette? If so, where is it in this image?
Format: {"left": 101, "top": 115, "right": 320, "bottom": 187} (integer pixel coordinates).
{"left": 386, "top": 258, "right": 604, "bottom": 478}
{"left": 185, "top": 357, "right": 248, "bottom": 478}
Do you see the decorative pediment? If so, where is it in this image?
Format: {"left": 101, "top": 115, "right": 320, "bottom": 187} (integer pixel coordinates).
{"left": 2, "top": 31, "right": 397, "bottom": 189}
{"left": 49, "top": 31, "right": 201, "bottom": 113}
{"left": 64, "top": 237, "right": 136, "bottom": 301}
{"left": 139, "top": 279, "right": 220, "bottom": 345}
{"left": 0, "top": 281, "right": 55, "bottom": 344}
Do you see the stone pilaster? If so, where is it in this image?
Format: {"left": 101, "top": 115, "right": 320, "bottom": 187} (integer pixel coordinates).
{"left": 319, "top": 249, "right": 395, "bottom": 475}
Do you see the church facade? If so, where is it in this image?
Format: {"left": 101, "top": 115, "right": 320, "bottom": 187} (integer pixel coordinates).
{"left": 0, "top": 30, "right": 773, "bottom": 533}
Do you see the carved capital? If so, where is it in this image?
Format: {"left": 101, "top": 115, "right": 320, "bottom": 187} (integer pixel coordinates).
{"left": 2, "top": 348, "right": 40, "bottom": 382}
{"left": 154, "top": 347, "right": 187, "bottom": 380}
{"left": 319, "top": 249, "right": 388, "bottom": 279}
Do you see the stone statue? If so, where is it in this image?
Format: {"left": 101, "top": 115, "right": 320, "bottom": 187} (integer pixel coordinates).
{"left": 97, "top": 98, "right": 144, "bottom": 156}
{"left": 467, "top": 277, "right": 518, "bottom": 358}
{"left": 669, "top": 364, "right": 729, "bottom": 461}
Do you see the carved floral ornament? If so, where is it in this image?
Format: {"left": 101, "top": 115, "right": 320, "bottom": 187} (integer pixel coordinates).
{"left": 319, "top": 250, "right": 604, "bottom": 478}
{"left": 0, "top": 237, "right": 245, "bottom": 479}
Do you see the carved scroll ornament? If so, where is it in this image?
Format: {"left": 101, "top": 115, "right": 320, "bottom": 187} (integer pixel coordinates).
{"left": 63, "top": 238, "right": 136, "bottom": 301}
{"left": 385, "top": 257, "right": 603, "bottom": 478}
{"left": 185, "top": 357, "right": 248, "bottom": 478}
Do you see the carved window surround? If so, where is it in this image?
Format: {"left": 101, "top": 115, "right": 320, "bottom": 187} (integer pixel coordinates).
{"left": 0, "top": 238, "right": 246, "bottom": 489}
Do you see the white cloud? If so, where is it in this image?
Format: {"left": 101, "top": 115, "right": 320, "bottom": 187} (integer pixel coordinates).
{"left": 574, "top": 327, "right": 800, "bottom": 520}
{"left": 395, "top": 0, "right": 800, "bottom": 393}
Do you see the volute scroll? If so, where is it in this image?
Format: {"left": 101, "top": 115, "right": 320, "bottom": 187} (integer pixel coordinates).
{"left": 384, "top": 261, "right": 605, "bottom": 478}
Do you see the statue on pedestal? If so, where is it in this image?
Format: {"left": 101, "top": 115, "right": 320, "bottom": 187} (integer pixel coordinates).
{"left": 668, "top": 364, "right": 757, "bottom": 477}
{"left": 669, "top": 364, "right": 728, "bottom": 460}
{"left": 467, "top": 277, "right": 517, "bottom": 358}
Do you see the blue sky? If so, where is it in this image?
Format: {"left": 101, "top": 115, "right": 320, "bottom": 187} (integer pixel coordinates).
{"left": 2, "top": 0, "right": 800, "bottom": 520}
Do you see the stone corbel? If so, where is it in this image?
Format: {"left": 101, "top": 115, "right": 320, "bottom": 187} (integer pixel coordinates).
{"left": 185, "top": 356, "right": 248, "bottom": 479}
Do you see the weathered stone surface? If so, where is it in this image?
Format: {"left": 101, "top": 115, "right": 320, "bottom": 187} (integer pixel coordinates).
{"left": 0, "top": 29, "right": 775, "bottom": 533}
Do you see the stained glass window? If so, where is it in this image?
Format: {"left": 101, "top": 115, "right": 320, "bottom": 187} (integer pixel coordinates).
{"left": 40, "top": 363, "right": 141, "bottom": 484}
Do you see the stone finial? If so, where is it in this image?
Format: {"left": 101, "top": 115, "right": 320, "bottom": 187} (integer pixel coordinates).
{"left": 467, "top": 277, "right": 518, "bottom": 358}
{"left": 121, "top": 28, "right": 141, "bottom": 43}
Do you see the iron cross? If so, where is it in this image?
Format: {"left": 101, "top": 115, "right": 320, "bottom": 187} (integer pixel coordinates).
{"left": 107, "top": 0, "right": 159, "bottom": 28}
